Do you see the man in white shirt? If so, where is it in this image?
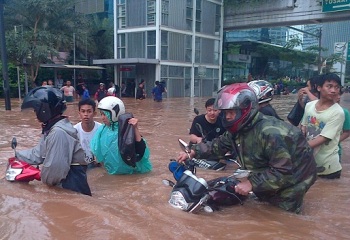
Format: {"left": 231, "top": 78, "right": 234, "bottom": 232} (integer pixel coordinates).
{"left": 74, "top": 98, "right": 101, "bottom": 168}
{"left": 60, "top": 80, "right": 75, "bottom": 102}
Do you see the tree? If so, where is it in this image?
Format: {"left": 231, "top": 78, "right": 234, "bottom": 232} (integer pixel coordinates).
{"left": 319, "top": 53, "right": 346, "bottom": 75}
{"left": 87, "top": 15, "right": 113, "bottom": 60}
{"left": 4, "top": 0, "right": 88, "bottom": 86}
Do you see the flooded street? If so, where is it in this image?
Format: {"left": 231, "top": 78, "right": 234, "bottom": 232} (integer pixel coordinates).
{"left": 0, "top": 93, "right": 350, "bottom": 239}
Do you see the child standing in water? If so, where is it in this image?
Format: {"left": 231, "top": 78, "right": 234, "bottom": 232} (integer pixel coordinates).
{"left": 90, "top": 96, "right": 152, "bottom": 174}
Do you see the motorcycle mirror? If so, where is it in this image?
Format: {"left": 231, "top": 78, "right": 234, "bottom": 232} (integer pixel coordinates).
{"left": 162, "top": 179, "right": 175, "bottom": 187}
{"left": 11, "top": 137, "right": 17, "bottom": 150}
{"left": 194, "top": 108, "right": 199, "bottom": 115}
{"left": 195, "top": 123, "right": 205, "bottom": 139}
{"left": 178, "top": 139, "right": 190, "bottom": 153}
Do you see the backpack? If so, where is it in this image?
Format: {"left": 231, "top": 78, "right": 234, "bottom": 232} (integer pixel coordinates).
{"left": 118, "top": 113, "right": 141, "bottom": 167}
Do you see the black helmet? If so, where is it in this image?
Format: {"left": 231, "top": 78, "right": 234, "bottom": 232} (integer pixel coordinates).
{"left": 21, "top": 86, "right": 67, "bottom": 123}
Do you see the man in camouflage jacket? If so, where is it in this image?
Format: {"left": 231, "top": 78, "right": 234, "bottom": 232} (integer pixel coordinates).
{"left": 178, "top": 83, "right": 317, "bottom": 213}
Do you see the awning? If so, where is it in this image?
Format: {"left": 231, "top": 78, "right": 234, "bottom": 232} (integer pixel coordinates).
{"left": 92, "top": 58, "right": 159, "bottom": 65}
{"left": 40, "top": 64, "right": 105, "bottom": 70}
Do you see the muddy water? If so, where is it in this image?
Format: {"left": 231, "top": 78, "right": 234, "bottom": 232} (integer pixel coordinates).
{"left": 0, "top": 94, "right": 350, "bottom": 239}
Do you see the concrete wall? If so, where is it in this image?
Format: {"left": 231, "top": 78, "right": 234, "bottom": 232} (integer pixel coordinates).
{"left": 224, "top": 0, "right": 350, "bottom": 30}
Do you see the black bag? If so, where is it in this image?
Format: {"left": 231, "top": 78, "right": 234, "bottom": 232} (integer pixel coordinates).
{"left": 118, "top": 113, "right": 139, "bottom": 167}
{"left": 287, "top": 101, "right": 304, "bottom": 126}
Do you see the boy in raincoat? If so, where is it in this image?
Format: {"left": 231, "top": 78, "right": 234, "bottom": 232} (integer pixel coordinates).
{"left": 90, "top": 96, "right": 152, "bottom": 174}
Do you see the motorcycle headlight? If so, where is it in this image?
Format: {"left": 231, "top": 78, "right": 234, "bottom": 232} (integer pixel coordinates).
{"left": 169, "top": 191, "right": 190, "bottom": 211}
{"left": 5, "top": 166, "right": 23, "bottom": 181}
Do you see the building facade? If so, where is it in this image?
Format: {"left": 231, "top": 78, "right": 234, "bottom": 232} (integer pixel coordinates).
{"left": 75, "top": 0, "right": 114, "bottom": 19}
{"left": 92, "top": 0, "right": 224, "bottom": 98}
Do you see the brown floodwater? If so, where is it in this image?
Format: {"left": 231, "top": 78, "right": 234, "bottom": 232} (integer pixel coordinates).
{"left": 0, "top": 93, "right": 350, "bottom": 239}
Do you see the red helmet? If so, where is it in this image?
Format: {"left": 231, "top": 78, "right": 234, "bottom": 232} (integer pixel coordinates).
{"left": 215, "top": 83, "right": 258, "bottom": 134}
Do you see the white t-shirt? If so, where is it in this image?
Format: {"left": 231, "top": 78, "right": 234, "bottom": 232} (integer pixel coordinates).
{"left": 60, "top": 86, "right": 75, "bottom": 97}
{"left": 301, "top": 100, "right": 344, "bottom": 175}
{"left": 74, "top": 121, "right": 102, "bottom": 163}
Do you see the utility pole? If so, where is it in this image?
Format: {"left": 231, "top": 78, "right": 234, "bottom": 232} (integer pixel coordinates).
{"left": 318, "top": 28, "right": 322, "bottom": 74}
{"left": 73, "top": 33, "right": 76, "bottom": 88}
{"left": 0, "top": 0, "right": 11, "bottom": 110}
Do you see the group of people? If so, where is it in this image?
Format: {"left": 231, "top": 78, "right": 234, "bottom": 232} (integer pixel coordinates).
{"left": 178, "top": 74, "right": 348, "bottom": 213}
{"left": 13, "top": 72, "right": 348, "bottom": 214}
{"left": 53, "top": 78, "right": 119, "bottom": 103}
{"left": 136, "top": 79, "right": 167, "bottom": 101}
{"left": 52, "top": 77, "right": 167, "bottom": 103}
{"left": 16, "top": 86, "right": 153, "bottom": 196}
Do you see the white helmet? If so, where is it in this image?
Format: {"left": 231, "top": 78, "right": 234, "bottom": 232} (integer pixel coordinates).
{"left": 247, "top": 80, "right": 274, "bottom": 104}
{"left": 98, "top": 96, "right": 125, "bottom": 122}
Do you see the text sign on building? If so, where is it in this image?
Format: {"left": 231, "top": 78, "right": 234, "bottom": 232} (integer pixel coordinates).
{"left": 322, "top": 0, "right": 350, "bottom": 13}
{"left": 120, "top": 65, "right": 133, "bottom": 72}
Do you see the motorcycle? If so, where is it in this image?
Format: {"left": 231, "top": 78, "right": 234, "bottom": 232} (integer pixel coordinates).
{"left": 163, "top": 139, "right": 250, "bottom": 213}
{"left": 5, "top": 138, "right": 41, "bottom": 182}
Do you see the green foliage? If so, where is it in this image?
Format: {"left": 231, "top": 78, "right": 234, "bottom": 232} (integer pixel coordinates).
{"left": 255, "top": 44, "right": 317, "bottom": 67}
{"left": 284, "top": 36, "right": 302, "bottom": 50}
{"left": 0, "top": 63, "right": 26, "bottom": 98}
{"left": 4, "top": 0, "right": 89, "bottom": 85}
{"left": 319, "top": 53, "right": 346, "bottom": 74}
{"left": 86, "top": 16, "right": 114, "bottom": 60}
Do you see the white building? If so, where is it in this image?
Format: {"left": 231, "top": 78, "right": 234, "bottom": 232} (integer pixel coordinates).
{"left": 93, "top": 0, "right": 224, "bottom": 98}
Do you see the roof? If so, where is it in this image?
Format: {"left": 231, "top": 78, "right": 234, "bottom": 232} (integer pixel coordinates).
{"left": 40, "top": 64, "right": 105, "bottom": 70}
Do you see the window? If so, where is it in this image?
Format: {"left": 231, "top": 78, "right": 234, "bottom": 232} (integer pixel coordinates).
{"left": 161, "top": 0, "right": 169, "bottom": 25}
{"left": 161, "top": 65, "right": 168, "bottom": 77}
{"left": 161, "top": 31, "right": 168, "bottom": 60}
{"left": 185, "top": 35, "right": 192, "bottom": 62}
{"left": 118, "top": 34, "right": 126, "bottom": 58}
{"left": 186, "top": 0, "right": 193, "bottom": 7}
{"left": 214, "top": 40, "right": 220, "bottom": 64}
{"left": 169, "top": 66, "right": 184, "bottom": 77}
{"left": 186, "top": 0, "right": 193, "bottom": 31}
{"left": 117, "top": 0, "right": 126, "bottom": 29}
{"left": 147, "top": 0, "right": 156, "bottom": 25}
{"left": 215, "top": 4, "right": 221, "bottom": 35}
{"left": 196, "top": 0, "right": 201, "bottom": 9}
{"left": 147, "top": 31, "right": 156, "bottom": 59}
{"left": 195, "top": 37, "right": 201, "bottom": 63}
{"left": 195, "top": 0, "right": 201, "bottom": 32}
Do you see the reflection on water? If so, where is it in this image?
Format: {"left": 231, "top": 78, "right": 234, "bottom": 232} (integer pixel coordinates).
{"left": 0, "top": 94, "right": 350, "bottom": 239}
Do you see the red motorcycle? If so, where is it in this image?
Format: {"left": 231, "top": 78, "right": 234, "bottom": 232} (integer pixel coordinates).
{"left": 5, "top": 138, "right": 41, "bottom": 182}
